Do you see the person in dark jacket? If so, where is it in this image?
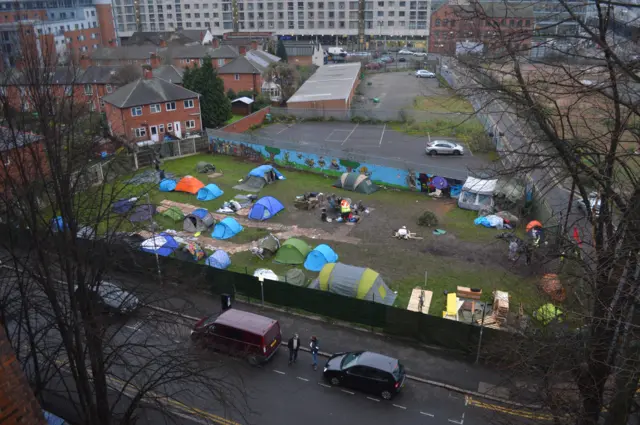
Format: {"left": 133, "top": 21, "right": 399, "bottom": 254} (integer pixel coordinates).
{"left": 310, "top": 336, "right": 320, "bottom": 370}
{"left": 288, "top": 333, "right": 300, "bottom": 365}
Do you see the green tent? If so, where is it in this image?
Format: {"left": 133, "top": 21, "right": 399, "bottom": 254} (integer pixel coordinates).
{"left": 161, "top": 206, "right": 184, "bottom": 222}
{"left": 534, "top": 304, "right": 564, "bottom": 325}
{"left": 283, "top": 268, "right": 306, "bottom": 287}
{"left": 334, "top": 172, "right": 378, "bottom": 194}
{"left": 274, "top": 238, "right": 311, "bottom": 265}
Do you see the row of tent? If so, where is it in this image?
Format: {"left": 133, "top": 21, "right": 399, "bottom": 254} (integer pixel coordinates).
{"left": 272, "top": 238, "right": 339, "bottom": 272}
{"left": 160, "top": 175, "right": 225, "bottom": 202}
{"left": 140, "top": 233, "right": 232, "bottom": 269}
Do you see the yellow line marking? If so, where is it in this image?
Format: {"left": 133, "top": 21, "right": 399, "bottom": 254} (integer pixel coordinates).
{"left": 466, "top": 396, "right": 554, "bottom": 421}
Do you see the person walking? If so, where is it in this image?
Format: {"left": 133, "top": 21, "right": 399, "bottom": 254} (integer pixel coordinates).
{"left": 287, "top": 333, "right": 300, "bottom": 365}
{"left": 310, "top": 336, "right": 320, "bottom": 370}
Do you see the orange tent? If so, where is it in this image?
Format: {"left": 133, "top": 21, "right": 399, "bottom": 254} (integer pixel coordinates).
{"left": 174, "top": 176, "right": 205, "bottom": 194}
{"left": 526, "top": 220, "right": 543, "bottom": 232}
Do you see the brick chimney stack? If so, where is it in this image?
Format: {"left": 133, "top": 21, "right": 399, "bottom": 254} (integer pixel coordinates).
{"left": 212, "top": 38, "right": 220, "bottom": 48}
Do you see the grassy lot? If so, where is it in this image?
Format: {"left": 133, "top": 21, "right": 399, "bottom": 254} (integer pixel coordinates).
{"left": 119, "top": 154, "right": 544, "bottom": 316}
{"left": 225, "top": 115, "right": 245, "bottom": 125}
{"left": 413, "top": 95, "right": 475, "bottom": 114}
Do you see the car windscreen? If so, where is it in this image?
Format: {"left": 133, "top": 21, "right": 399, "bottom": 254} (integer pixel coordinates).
{"left": 392, "top": 362, "right": 404, "bottom": 381}
{"left": 340, "top": 352, "right": 361, "bottom": 369}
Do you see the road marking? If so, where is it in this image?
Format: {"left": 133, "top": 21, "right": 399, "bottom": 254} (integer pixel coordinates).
{"left": 393, "top": 404, "right": 407, "bottom": 410}
{"left": 297, "top": 376, "right": 309, "bottom": 382}
{"left": 318, "top": 383, "right": 331, "bottom": 388}
{"left": 466, "top": 396, "right": 553, "bottom": 421}
{"left": 420, "top": 412, "right": 435, "bottom": 417}
{"left": 277, "top": 125, "right": 291, "bottom": 134}
{"left": 341, "top": 123, "right": 359, "bottom": 145}
{"left": 273, "top": 370, "right": 286, "bottom": 375}
{"left": 367, "top": 397, "right": 380, "bottom": 402}
{"left": 379, "top": 124, "right": 386, "bottom": 146}
{"left": 448, "top": 419, "right": 463, "bottom": 425}
{"left": 125, "top": 321, "right": 142, "bottom": 331}
{"left": 341, "top": 389, "right": 355, "bottom": 395}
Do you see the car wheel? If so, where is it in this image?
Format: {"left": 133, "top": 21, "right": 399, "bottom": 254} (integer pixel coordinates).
{"left": 453, "top": 150, "right": 461, "bottom": 155}
{"left": 428, "top": 150, "right": 437, "bottom": 156}
{"left": 381, "top": 390, "right": 392, "bottom": 400}
{"left": 330, "top": 376, "right": 341, "bottom": 386}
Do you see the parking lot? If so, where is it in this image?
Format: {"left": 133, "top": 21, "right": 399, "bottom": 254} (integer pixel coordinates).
{"left": 355, "top": 72, "right": 447, "bottom": 112}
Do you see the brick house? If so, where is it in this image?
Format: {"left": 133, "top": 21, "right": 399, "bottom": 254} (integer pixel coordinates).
{"left": 103, "top": 69, "right": 202, "bottom": 144}
{"left": 217, "top": 50, "right": 280, "bottom": 96}
{"left": 0, "top": 127, "right": 50, "bottom": 196}
{"left": 429, "top": 2, "right": 534, "bottom": 55}
{"left": 283, "top": 41, "right": 325, "bottom": 67}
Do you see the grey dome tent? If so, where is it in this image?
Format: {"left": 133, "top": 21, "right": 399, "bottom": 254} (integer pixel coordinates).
{"left": 283, "top": 269, "right": 306, "bottom": 287}
{"left": 334, "top": 172, "right": 378, "bottom": 194}
{"left": 258, "top": 234, "right": 281, "bottom": 257}
{"left": 183, "top": 208, "right": 215, "bottom": 232}
{"left": 309, "top": 262, "right": 396, "bottom": 306}
{"left": 233, "top": 165, "right": 285, "bottom": 192}
{"left": 196, "top": 161, "right": 216, "bottom": 173}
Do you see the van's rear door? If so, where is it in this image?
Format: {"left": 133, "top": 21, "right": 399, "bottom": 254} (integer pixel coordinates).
{"left": 263, "top": 321, "right": 282, "bottom": 357}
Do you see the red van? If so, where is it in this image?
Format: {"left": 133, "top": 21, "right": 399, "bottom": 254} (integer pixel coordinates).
{"left": 191, "top": 309, "right": 282, "bottom": 364}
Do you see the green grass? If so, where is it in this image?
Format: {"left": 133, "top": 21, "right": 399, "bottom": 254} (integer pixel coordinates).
{"left": 225, "top": 115, "right": 245, "bottom": 125}
{"left": 413, "top": 95, "right": 475, "bottom": 114}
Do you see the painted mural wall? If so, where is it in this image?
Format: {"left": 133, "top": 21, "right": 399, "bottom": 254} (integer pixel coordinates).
{"left": 209, "top": 136, "right": 461, "bottom": 190}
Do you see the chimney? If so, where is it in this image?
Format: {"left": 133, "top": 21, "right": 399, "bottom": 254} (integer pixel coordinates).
{"left": 239, "top": 45, "right": 246, "bottom": 55}
{"left": 143, "top": 66, "right": 153, "bottom": 79}
{"left": 150, "top": 53, "right": 161, "bottom": 68}
{"left": 80, "top": 54, "right": 91, "bottom": 69}
{"left": 251, "top": 40, "right": 258, "bottom": 51}
{"left": 213, "top": 38, "right": 220, "bottom": 48}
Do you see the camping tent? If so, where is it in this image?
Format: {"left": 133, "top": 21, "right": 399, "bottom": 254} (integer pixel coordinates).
{"left": 304, "top": 244, "right": 339, "bottom": 272}
{"left": 254, "top": 268, "right": 279, "bottom": 281}
{"left": 248, "top": 196, "right": 285, "bottom": 221}
{"left": 205, "top": 250, "right": 231, "bottom": 269}
{"left": 258, "top": 234, "right": 280, "bottom": 257}
{"left": 174, "top": 175, "right": 205, "bottom": 194}
{"left": 77, "top": 226, "right": 96, "bottom": 239}
{"left": 212, "top": 217, "right": 243, "bottom": 240}
{"left": 130, "top": 204, "right": 156, "bottom": 222}
{"left": 183, "top": 208, "right": 215, "bottom": 232}
{"left": 310, "top": 263, "right": 397, "bottom": 306}
{"left": 334, "top": 172, "right": 378, "bottom": 194}
{"left": 197, "top": 184, "right": 224, "bottom": 201}
{"left": 161, "top": 206, "right": 184, "bottom": 222}
{"left": 196, "top": 161, "right": 216, "bottom": 173}
{"left": 113, "top": 198, "right": 136, "bottom": 214}
{"left": 51, "top": 216, "right": 66, "bottom": 232}
{"left": 283, "top": 269, "right": 306, "bottom": 287}
{"left": 141, "top": 233, "right": 179, "bottom": 257}
{"left": 233, "top": 165, "right": 285, "bottom": 192}
{"left": 274, "top": 238, "right": 312, "bottom": 265}
{"left": 458, "top": 177, "right": 497, "bottom": 211}
{"left": 159, "top": 179, "right": 177, "bottom": 192}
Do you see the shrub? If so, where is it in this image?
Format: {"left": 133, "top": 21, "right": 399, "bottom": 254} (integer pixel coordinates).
{"left": 417, "top": 211, "right": 439, "bottom": 227}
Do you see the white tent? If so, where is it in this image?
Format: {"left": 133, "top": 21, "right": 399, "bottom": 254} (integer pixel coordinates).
{"left": 458, "top": 177, "right": 497, "bottom": 211}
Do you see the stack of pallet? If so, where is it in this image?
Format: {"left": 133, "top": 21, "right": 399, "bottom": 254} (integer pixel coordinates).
{"left": 493, "top": 290, "right": 510, "bottom": 324}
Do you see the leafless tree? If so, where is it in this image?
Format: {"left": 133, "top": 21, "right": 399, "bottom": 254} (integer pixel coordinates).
{"left": 0, "top": 28, "right": 247, "bottom": 425}
{"left": 448, "top": 1, "right": 640, "bottom": 424}
{"left": 111, "top": 64, "right": 143, "bottom": 87}
{"left": 263, "top": 62, "right": 301, "bottom": 105}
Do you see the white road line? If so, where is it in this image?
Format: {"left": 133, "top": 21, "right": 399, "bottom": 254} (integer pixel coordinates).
{"left": 379, "top": 123, "right": 386, "bottom": 147}
{"left": 277, "top": 125, "right": 292, "bottom": 134}
{"left": 318, "top": 383, "right": 331, "bottom": 388}
{"left": 273, "top": 370, "right": 286, "bottom": 375}
{"left": 297, "top": 377, "right": 309, "bottom": 382}
{"left": 367, "top": 397, "right": 381, "bottom": 402}
{"left": 341, "top": 389, "right": 355, "bottom": 395}
{"left": 420, "top": 412, "right": 435, "bottom": 417}
{"left": 393, "top": 404, "right": 407, "bottom": 410}
{"left": 448, "top": 419, "right": 463, "bottom": 425}
{"left": 341, "top": 123, "right": 359, "bottom": 145}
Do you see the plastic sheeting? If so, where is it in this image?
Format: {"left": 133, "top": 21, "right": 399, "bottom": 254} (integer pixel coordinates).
{"left": 474, "top": 215, "right": 504, "bottom": 228}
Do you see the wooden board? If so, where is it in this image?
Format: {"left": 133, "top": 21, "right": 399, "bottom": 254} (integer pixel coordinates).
{"left": 207, "top": 172, "right": 224, "bottom": 179}
{"left": 407, "top": 288, "right": 432, "bottom": 314}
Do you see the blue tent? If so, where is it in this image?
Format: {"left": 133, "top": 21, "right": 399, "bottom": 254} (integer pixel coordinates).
{"left": 212, "top": 217, "right": 243, "bottom": 240}
{"left": 159, "top": 179, "right": 177, "bottom": 192}
{"left": 197, "top": 184, "right": 224, "bottom": 201}
{"left": 205, "top": 250, "right": 231, "bottom": 269}
{"left": 141, "top": 232, "right": 179, "bottom": 257}
{"left": 249, "top": 165, "right": 285, "bottom": 180}
{"left": 248, "top": 196, "right": 285, "bottom": 221}
{"left": 113, "top": 198, "right": 135, "bottom": 214}
{"left": 304, "top": 244, "right": 339, "bottom": 272}
{"left": 51, "top": 216, "right": 66, "bottom": 232}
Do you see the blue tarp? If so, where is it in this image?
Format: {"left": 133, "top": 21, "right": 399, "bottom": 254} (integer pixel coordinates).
{"left": 248, "top": 196, "right": 285, "bottom": 220}
{"left": 304, "top": 244, "right": 339, "bottom": 272}
{"left": 197, "top": 183, "right": 224, "bottom": 201}
{"left": 212, "top": 217, "right": 243, "bottom": 240}
{"left": 205, "top": 250, "right": 231, "bottom": 269}
{"left": 113, "top": 198, "right": 135, "bottom": 214}
{"left": 44, "top": 411, "right": 68, "bottom": 425}
{"left": 159, "top": 179, "right": 177, "bottom": 192}
{"left": 141, "top": 232, "right": 179, "bottom": 257}
{"left": 248, "top": 165, "right": 285, "bottom": 180}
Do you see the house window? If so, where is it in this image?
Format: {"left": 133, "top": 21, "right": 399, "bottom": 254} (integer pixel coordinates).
{"left": 84, "top": 84, "right": 93, "bottom": 95}
{"left": 150, "top": 103, "right": 161, "bottom": 113}
{"left": 186, "top": 120, "right": 196, "bottom": 129}
{"left": 64, "top": 86, "right": 72, "bottom": 96}
{"left": 166, "top": 101, "right": 176, "bottom": 111}
{"left": 234, "top": 73, "right": 240, "bottom": 80}
{"left": 134, "top": 127, "right": 147, "bottom": 138}
{"left": 159, "top": 124, "right": 165, "bottom": 132}
{"left": 184, "top": 99, "right": 194, "bottom": 109}
{"left": 106, "top": 84, "right": 113, "bottom": 93}
{"left": 131, "top": 106, "right": 143, "bottom": 116}
{"left": 167, "top": 122, "right": 173, "bottom": 132}
{"left": 217, "top": 58, "right": 225, "bottom": 66}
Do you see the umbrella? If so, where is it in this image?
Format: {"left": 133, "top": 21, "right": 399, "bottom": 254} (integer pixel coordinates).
{"left": 526, "top": 220, "right": 543, "bottom": 232}
{"left": 432, "top": 176, "right": 448, "bottom": 189}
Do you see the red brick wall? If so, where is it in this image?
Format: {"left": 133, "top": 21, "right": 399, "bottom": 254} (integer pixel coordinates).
{"left": 0, "top": 139, "right": 50, "bottom": 195}
{"left": 220, "top": 106, "right": 270, "bottom": 133}
{"left": 219, "top": 73, "right": 263, "bottom": 94}
{"left": 0, "top": 9, "right": 47, "bottom": 23}
{"left": 96, "top": 4, "right": 117, "bottom": 47}
{"left": 66, "top": 28, "right": 103, "bottom": 64}
{"left": 0, "top": 326, "right": 46, "bottom": 425}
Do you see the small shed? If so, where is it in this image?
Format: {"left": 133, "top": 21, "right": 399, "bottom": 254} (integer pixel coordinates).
{"left": 231, "top": 96, "right": 254, "bottom": 116}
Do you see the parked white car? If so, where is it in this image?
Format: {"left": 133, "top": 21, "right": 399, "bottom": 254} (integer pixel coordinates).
{"left": 425, "top": 140, "right": 464, "bottom": 156}
{"left": 75, "top": 281, "right": 141, "bottom": 314}
{"left": 398, "top": 49, "right": 413, "bottom": 55}
{"left": 415, "top": 70, "right": 436, "bottom": 78}
{"left": 413, "top": 51, "right": 428, "bottom": 57}
{"left": 576, "top": 192, "right": 601, "bottom": 216}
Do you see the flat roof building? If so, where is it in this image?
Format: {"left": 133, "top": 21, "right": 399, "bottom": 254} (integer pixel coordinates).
{"left": 287, "top": 62, "right": 361, "bottom": 110}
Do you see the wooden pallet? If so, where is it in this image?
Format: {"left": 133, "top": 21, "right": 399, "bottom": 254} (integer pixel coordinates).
{"left": 407, "top": 288, "right": 432, "bottom": 314}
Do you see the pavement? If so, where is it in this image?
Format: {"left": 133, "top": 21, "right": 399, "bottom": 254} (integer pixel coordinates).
{"left": 251, "top": 121, "right": 489, "bottom": 181}
{"left": 355, "top": 71, "right": 437, "bottom": 112}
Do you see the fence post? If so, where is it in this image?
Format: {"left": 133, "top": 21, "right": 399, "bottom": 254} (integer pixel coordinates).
{"left": 133, "top": 152, "right": 139, "bottom": 170}
{"left": 177, "top": 140, "right": 182, "bottom": 157}
{"left": 97, "top": 163, "right": 104, "bottom": 183}
{"left": 192, "top": 137, "right": 197, "bottom": 153}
